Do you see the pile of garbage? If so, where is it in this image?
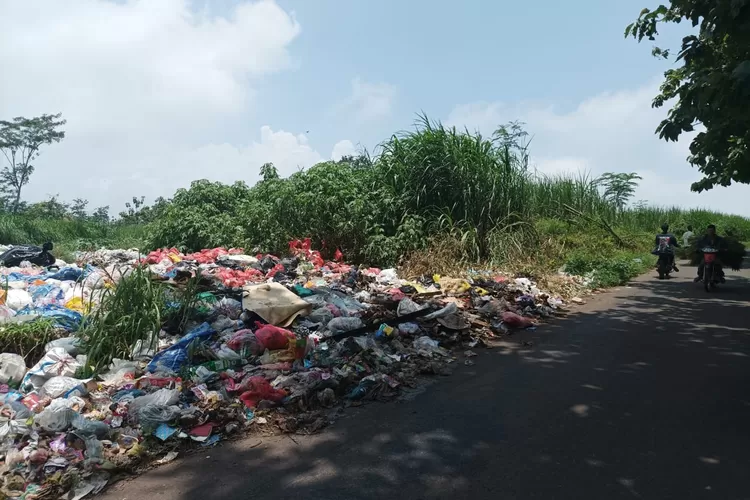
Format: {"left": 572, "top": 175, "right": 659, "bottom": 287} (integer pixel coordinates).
{"left": 0, "top": 239, "right": 572, "bottom": 498}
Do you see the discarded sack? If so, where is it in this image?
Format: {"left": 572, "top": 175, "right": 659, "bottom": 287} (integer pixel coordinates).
{"left": 242, "top": 282, "right": 312, "bottom": 326}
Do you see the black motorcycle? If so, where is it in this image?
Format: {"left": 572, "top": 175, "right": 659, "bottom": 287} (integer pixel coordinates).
{"left": 656, "top": 253, "right": 672, "bottom": 280}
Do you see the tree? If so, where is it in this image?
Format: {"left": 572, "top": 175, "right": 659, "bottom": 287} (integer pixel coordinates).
{"left": 119, "top": 196, "right": 146, "bottom": 222}
{"left": 25, "top": 195, "right": 69, "bottom": 219}
{"left": 70, "top": 198, "right": 89, "bottom": 219}
{"left": 92, "top": 206, "right": 110, "bottom": 224}
{"left": 494, "top": 120, "right": 531, "bottom": 170}
{"left": 260, "top": 162, "right": 279, "bottom": 181}
{"left": 0, "top": 113, "right": 66, "bottom": 212}
{"left": 597, "top": 172, "right": 642, "bottom": 211}
{"left": 626, "top": 2, "right": 750, "bottom": 191}
{"left": 118, "top": 195, "right": 167, "bottom": 224}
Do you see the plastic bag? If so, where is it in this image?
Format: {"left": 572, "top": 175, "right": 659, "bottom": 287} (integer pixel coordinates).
{"left": 210, "top": 316, "right": 236, "bottom": 332}
{"left": 214, "top": 298, "right": 243, "bottom": 320}
{"left": 64, "top": 297, "right": 88, "bottom": 314}
{"left": 327, "top": 293, "right": 365, "bottom": 317}
{"left": 327, "top": 317, "right": 364, "bottom": 335}
{"left": 3, "top": 401, "right": 31, "bottom": 420}
{"left": 501, "top": 311, "right": 535, "bottom": 329}
{"left": 254, "top": 322, "right": 295, "bottom": 353}
{"left": 72, "top": 413, "right": 110, "bottom": 438}
{"left": 22, "top": 347, "right": 81, "bottom": 391}
{"left": 147, "top": 323, "right": 215, "bottom": 373}
{"left": 0, "top": 243, "right": 55, "bottom": 268}
{"left": 137, "top": 405, "right": 182, "bottom": 431}
{"left": 40, "top": 376, "right": 90, "bottom": 399}
{"left": 397, "top": 297, "right": 426, "bottom": 317}
{"left": 308, "top": 307, "right": 334, "bottom": 326}
{"left": 413, "top": 336, "right": 448, "bottom": 357}
{"left": 238, "top": 376, "right": 287, "bottom": 408}
{"left": 398, "top": 322, "right": 420, "bottom": 335}
{"left": 215, "top": 344, "right": 241, "bottom": 361}
{"left": 0, "top": 353, "right": 27, "bottom": 385}
{"left": 422, "top": 302, "right": 459, "bottom": 321}
{"left": 377, "top": 269, "right": 399, "bottom": 284}
{"left": 16, "top": 304, "right": 83, "bottom": 332}
{"left": 0, "top": 305, "right": 15, "bottom": 320}
{"left": 47, "top": 266, "right": 83, "bottom": 282}
{"left": 83, "top": 436, "right": 103, "bottom": 460}
{"left": 226, "top": 329, "right": 259, "bottom": 357}
{"left": 35, "top": 405, "right": 76, "bottom": 432}
{"left": 99, "top": 359, "right": 137, "bottom": 387}
{"left": 44, "top": 337, "right": 81, "bottom": 356}
{"left": 6, "top": 289, "right": 32, "bottom": 311}
{"left": 128, "top": 388, "right": 180, "bottom": 415}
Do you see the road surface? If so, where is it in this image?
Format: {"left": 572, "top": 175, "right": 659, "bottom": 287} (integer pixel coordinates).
{"left": 100, "top": 264, "right": 750, "bottom": 500}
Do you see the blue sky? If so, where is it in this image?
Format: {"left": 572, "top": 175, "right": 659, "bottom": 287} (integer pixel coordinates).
{"left": 1, "top": 0, "right": 748, "bottom": 215}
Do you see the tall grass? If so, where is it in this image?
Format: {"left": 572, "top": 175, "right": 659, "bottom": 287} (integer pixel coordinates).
{"left": 0, "top": 215, "right": 147, "bottom": 261}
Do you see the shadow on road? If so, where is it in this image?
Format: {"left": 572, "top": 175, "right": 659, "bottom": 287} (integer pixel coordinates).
{"left": 101, "top": 267, "right": 750, "bottom": 500}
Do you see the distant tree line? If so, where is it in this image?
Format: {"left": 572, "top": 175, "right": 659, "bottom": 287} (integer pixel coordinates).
{"left": 0, "top": 112, "right": 167, "bottom": 224}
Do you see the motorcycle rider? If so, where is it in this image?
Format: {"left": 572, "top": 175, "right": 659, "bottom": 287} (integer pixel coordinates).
{"left": 694, "top": 224, "right": 727, "bottom": 283}
{"left": 653, "top": 223, "right": 680, "bottom": 272}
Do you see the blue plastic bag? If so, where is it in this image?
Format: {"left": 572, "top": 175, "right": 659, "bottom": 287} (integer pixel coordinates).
{"left": 47, "top": 266, "right": 83, "bottom": 282}
{"left": 15, "top": 305, "right": 83, "bottom": 332}
{"left": 147, "top": 322, "right": 215, "bottom": 374}
{"left": 29, "top": 284, "right": 64, "bottom": 304}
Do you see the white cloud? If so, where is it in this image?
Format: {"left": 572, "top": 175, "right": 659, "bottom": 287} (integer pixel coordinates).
{"left": 331, "top": 140, "right": 356, "bottom": 161}
{"left": 446, "top": 82, "right": 750, "bottom": 215}
{"left": 0, "top": 0, "right": 301, "bottom": 208}
{"left": 335, "top": 78, "right": 396, "bottom": 123}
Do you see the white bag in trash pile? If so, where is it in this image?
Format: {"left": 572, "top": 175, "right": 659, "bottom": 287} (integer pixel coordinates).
{"left": 21, "top": 347, "right": 82, "bottom": 391}
{"left": 0, "top": 353, "right": 27, "bottom": 385}
{"left": 6, "top": 289, "right": 32, "bottom": 311}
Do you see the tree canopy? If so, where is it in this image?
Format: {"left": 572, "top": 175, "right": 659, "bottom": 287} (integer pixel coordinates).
{"left": 626, "top": 1, "right": 750, "bottom": 192}
{"left": 0, "top": 113, "right": 66, "bottom": 211}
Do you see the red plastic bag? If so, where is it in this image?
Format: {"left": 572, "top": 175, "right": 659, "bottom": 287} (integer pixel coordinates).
{"left": 185, "top": 247, "right": 228, "bottom": 264}
{"left": 215, "top": 268, "right": 263, "bottom": 288}
{"left": 254, "top": 322, "right": 295, "bottom": 353}
{"left": 144, "top": 248, "right": 183, "bottom": 264}
{"left": 334, "top": 248, "right": 344, "bottom": 261}
{"left": 238, "top": 376, "right": 287, "bottom": 408}
{"left": 265, "top": 263, "right": 286, "bottom": 279}
{"left": 227, "top": 329, "right": 259, "bottom": 356}
{"left": 501, "top": 311, "right": 534, "bottom": 329}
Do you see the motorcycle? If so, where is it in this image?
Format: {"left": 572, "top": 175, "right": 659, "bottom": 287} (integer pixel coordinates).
{"left": 656, "top": 252, "right": 672, "bottom": 280}
{"left": 700, "top": 247, "right": 722, "bottom": 292}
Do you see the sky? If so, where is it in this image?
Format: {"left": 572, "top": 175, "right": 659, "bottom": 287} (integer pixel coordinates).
{"left": 1, "top": 0, "right": 749, "bottom": 216}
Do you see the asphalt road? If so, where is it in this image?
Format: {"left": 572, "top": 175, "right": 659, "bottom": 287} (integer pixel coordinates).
{"left": 100, "top": 264, "right": 750, "bottom": 500}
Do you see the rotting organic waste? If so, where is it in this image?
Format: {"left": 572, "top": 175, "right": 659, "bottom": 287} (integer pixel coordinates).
{"left": 0, "top": 239, "right": 578, "bottom": 498}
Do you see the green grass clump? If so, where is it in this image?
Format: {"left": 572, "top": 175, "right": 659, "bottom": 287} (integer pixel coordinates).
{"left": 76, "top": 267, "right": 201, "bottom": 375}
{"left": 77, "top": 266, "right": 164, "bottom": 375}
{"left": 0, "top": 319, "right": 65, "bottom": 365}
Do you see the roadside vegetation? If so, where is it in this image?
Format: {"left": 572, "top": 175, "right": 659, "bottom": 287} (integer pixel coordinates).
{"left": 2, "top": 114, "right": 749, "bottom": 291}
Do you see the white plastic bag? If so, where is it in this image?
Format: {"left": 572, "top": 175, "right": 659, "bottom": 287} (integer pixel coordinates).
{"left": 40, "top": 376, "right": 90, "bottom": 399}
{"left": 21, "top": 347, "right": 82, "bottom": 391}
{"left": 6, "top": 289, "right": 32, "bottom": 311}
{"left": 35, "top": 405, "right": 76, "bottom": 432}
{"left": 44, "top": 337, "right": 81, "bottom": 356}
{"left": 0, "top": 353, "right": 27, "bottom": 385}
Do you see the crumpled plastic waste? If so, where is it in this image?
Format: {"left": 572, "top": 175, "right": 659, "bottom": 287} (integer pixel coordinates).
{"left": 238, "top": 376, "right": 287, "bottom": 408}
{"left": 0, "top": 353, "right": 27, "bottom": 385}
{"left": 0, "top": 242, "right": 55, "bottom": 268}
{"left": 0, "top": 239, "right": 572, "bottom": 499}
{"left": 501, "top": 311, "right": 535, "bottom": 329}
